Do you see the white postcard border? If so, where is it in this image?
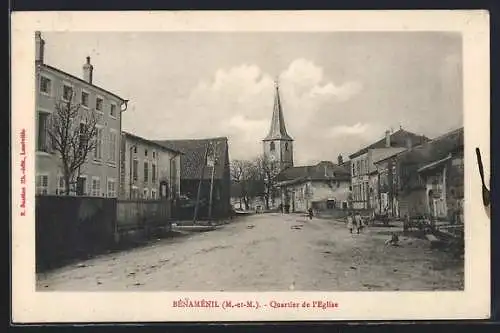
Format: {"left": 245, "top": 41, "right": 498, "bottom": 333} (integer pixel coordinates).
{"left": 11, "top": 10, "right": 490, "bottom": 322}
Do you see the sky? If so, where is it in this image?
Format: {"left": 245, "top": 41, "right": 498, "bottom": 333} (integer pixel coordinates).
{"left": 42, "top": 32, "right": 463, "bottom": 165}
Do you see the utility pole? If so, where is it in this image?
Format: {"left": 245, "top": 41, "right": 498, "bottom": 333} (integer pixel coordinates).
{"left": 193, "top": 143, "right": 209, "bottom": 224}
{"left": 208, "top": 141, "right": 218, "bottom": 222}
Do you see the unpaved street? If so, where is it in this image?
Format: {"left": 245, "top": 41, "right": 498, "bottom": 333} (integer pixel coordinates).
{"left": 37, "top": 213, "right": 464, "bottom": 291}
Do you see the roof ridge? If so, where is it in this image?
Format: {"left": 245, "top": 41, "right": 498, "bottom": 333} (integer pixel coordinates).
{"left": 41, "top": 64, "right": 126, "bottom": 102}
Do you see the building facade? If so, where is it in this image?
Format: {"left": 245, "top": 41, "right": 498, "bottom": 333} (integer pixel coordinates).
{"left": 155, "top": 137, "right": 232, "bottom": 218}
{"left": 377, "top": 127, "right": 464, "bottom": 221}
{"left": 119, "top": 132, "right": 182, "bottom": 200}
{"left": 35, "top": 31, "right": 128, "bottom": 197}
{"left": 348, "top": 128, "right": 429, "bottom": 209}
{"left": 276, "top": 161, "right": 351, "bottom": 212}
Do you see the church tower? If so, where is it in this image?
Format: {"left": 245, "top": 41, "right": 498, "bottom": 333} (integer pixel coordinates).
{"left": 262, "top": 79, "right": 294, "bottom": 171}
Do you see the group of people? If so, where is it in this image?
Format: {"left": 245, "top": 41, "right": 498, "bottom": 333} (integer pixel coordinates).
{"left": 346, "top": 211, "right": 365, "bottom": 234}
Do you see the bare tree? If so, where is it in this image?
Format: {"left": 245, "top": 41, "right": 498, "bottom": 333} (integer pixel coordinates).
{"left": 254, "top": 155, "right": 281, "bottom": 210}
{"left": 230, "top": 159, "right": 263, "bottom": 210}
{"left": 47, "top": 91, "right": 99, "bottom": 195}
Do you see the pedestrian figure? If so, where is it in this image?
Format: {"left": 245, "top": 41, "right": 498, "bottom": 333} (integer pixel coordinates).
{"left": 307, "top": 207, "right": 314, "bottom": 220}
{"left": 279, "top": 203, "right": 283, "bottom": 214}
{"left": 384, "top": 232, "right": 400, "bottom": 246}
{"left": 354, "top": 212, "right": 362, "bottom": 234}
{"left": 347, "top": 213, "right": 354, "bottom": 234}
{"left": 403, "top": 214, "right": 410, "bottom": 234}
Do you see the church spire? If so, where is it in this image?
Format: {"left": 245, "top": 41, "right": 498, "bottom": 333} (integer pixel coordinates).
{"left": 263, "top": 78, "right": 293, "bottom": 141}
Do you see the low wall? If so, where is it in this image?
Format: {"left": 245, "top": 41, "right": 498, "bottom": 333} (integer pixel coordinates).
{"left": 116, "top": 199, "right": 172, "bottom": 232}
{"left": 37, "top": 196, "right": 175, "bottom": 272}
{"left": 36, "top": 195, "right": 116, "bottom": 272}
{"left": 315, "top": 208, "right": 373, "bottom": 219}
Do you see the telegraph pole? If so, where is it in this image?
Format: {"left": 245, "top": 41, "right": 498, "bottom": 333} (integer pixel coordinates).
{"left": 193, "top": 143, "right": 209, "bottom": 224}
{"left": 207, "top": 141, "right": 218, "bottom": 223}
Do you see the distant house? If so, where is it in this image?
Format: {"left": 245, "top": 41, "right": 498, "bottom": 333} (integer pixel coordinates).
{"left": 119, "top": 132, "right": 182, "bottom": 200}
{"left": 348, "top": 128, "right": 430, "bottom": 209}
{"left": 154, "top": 137, "right": 231, "bottom": 218}
{"left": 374, "top": 127, "right": 464, "bottom": 221}
{"left": 275, "top": 161, "right": 351, "bottom": 212}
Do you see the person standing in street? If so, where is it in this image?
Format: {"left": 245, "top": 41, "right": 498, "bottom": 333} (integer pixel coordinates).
{"left": 307, "top": 207, "right": 314, "bottom": 220}
{"left": 354, "top": 212, "right": 362, "bottom": 234}
{"left": 347, "top": 212, "right": 354, "bottom": 234}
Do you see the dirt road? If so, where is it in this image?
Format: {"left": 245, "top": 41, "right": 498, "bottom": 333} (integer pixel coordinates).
{"left": 36, "top": 213, "right": 464, "bottom": 291}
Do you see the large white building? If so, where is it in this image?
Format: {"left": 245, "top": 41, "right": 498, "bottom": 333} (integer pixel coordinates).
{"left": 35, "top": 31, "right": 129, "bottom": 197}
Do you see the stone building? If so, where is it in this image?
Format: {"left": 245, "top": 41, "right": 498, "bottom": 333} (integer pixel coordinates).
{"left": 35, "top": 31, "right": 129, "bottom": 197}
{"left": 348, "top": 128, "right": 430, "bottom": 209}
{"left": 374, "top": 127, "right": 464, "bottom": 221}
{"left": 119, "top": 132, "right": 182, "bottom": 200}
{"left": 275, "top": 161, "right": 351, "bottom": 213}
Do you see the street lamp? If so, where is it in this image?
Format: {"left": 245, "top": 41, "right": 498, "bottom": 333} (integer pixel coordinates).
{"left": 129, "top": 144, "right": 137, "bottom": 199}
{"left": 120, "top": 99, "right": 129, "bottom": 112}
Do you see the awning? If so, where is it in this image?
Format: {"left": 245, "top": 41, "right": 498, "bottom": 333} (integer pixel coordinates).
{"left": 417, "top": 154, "right": 452, "bottom": 173}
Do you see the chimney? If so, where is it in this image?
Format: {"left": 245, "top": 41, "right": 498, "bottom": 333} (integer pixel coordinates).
{"left": 385, "top": 130, "right": 391, "bottom": 148}
{"left": 35, "top": 31, "right": 45, "bottom": 64}
{"left": 337, "top": 154, "right": 343, "bottom": 165}
{"left": 83, "top": 56, "right": 94, "bottom": 84}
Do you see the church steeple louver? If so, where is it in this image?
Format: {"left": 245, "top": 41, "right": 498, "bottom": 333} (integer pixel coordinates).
{"left": 263, "top": 79, "right": 293, "bottom": 141}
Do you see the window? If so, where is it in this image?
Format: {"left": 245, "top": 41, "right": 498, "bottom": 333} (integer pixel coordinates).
{"left": 270, "top": 142, "right": 275, "bottom": 151}
{"left": 96, "top": 97, "right": 103, "bottom": 111}
{"left": 107, "top": 179, "right": 116, "bottom": 197}
{"left": 110, "top": 103, "right": 117, "bottom": 118}
{"left": 93, "top": 128, "right": 103, "bottom": 160}
{"left": 152, "top": 151, "right": 156, "bottom": 158}
{"left": 81, "top": 91, "right": 89, "bottom": 107}
{"left": 37, "top": 112, "right": 49, "bottom": 152}
{"left": 145, "top": 149, "right": 148, "bottom": 157}
{"left": 151, "top": 189, "right": 157, "bottom": 199}
{"left": 285, "top": 142, "right": 289, "bottom": 151}
{"left": 352, "top": 163, "right": 355, "bottom": 176}
{"left": 133, "top": 146, "right": 137, "bottom": 154}
{"left": 36, "top": 175, "right": 49, "bottom": 195}
{"left": 57, "top": 175, "right": 65, "bottom": 195}
{"left": 91, "top": 177, "right": 101, "bottom": 197}
{"left": 77, "top": 176, "right": 87, "bottom": 195}
{"left": 40, "top": 76, "right": 51, "bottom": 95}
{"left": 152, "top": 164, "right": 156, "bottom": 182}
{"left": 63, "top": 84, "right": 73, "bottom": 101}
{"left": 143, "top": 189, "right": 148, "bottom": 199}
{"left": 108, "top": 131, "right": 117, "bottom": 163}
{"left": 144, "top": 161, "right": 149, "bottom": 182}
{"left": 133, "top": 159, "right": 138, "bottom": 181}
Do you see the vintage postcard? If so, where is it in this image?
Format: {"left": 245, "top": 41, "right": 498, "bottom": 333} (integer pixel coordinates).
{"left": 11, "top": 10, "right": 490, "bottom": 322}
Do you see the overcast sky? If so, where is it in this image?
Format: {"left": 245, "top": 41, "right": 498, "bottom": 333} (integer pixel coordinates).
{"left": 42, "top": 32, "right": 463, "bottom": 165}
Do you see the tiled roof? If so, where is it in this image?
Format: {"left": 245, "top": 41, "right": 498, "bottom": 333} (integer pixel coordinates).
{"left": 123, "top": 131, "right": 183, "bottom": 154}
{"left": 349, "top": 129, "right": 430, "bottom": 159}
{"left": 372, "top": 147, "right": 407, "bottom": 164}
{"left": 396, "top": 127, "right": 464, "bottom": 168}
{"left": 154, "top": 137, "right": 228, "bottom": 180}
{"left": 277, "top": 160, "right": 350, "bottom": 183}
